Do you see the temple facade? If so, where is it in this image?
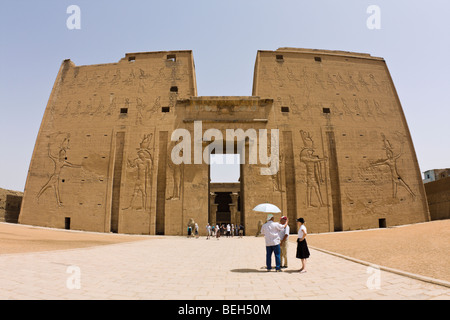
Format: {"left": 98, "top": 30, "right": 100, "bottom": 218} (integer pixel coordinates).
{"left": 19, "top": 48, "right": 430, "bottom": 235}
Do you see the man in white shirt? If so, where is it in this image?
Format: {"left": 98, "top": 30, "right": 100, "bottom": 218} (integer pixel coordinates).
{"left": 279, "top": 216, "right": 290, "bottom": 269}
{"left": 260, "top": 214, "right": 289, "bottom": 272}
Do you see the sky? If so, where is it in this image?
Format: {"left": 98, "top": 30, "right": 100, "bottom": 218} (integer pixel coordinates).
{"left": 0, "top": 0, "right": 449, "bottom": 191}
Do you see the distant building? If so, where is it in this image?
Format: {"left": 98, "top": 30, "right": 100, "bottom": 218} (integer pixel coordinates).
{"left": 423, "top": 169, "right": 450, "bottom": 183}
{"left": 0, "top": 188, "right": 23, "bottom": 223}
{"left": 424, "top": 176, "right": 450, "bottom": 220}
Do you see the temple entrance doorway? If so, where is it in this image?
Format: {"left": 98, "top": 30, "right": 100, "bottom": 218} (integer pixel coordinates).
{"left": 209, "top": 154, "right": 243, "bottom": 234}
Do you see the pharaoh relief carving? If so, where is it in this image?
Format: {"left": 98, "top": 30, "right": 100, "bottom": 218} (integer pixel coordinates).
{"left": 36, "top": 133, "right": 81, "bottom": 206}
{"left": 299, "top": 130, "right": 327, "bottom": 208}
{"left": 167, "top": 140, "right": 183, "bottom": 201}
{"left": 124, "top": 134, "right": 154, "bottom": 211}
{"left": 370, "top": 133, "right": 416, "bottom": 199}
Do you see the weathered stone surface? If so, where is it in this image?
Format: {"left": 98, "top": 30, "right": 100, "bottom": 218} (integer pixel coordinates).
{"left": 0, "top": 188, "right": 23, "bottom": 223}
{"left": 19, "top": 48, "right": 430, "bottom": 235}
{"left": 424, "top": 177, "right": 450, "bottom": 220}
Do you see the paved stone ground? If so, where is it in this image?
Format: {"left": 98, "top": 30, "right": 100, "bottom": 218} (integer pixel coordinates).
{"left": 0, "top": 236, "right": 449, "bottom": 300}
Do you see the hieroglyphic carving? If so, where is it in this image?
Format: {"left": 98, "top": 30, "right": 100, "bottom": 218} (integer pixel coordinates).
{"left": 138, "top": 69, "right": 149, "bottom": 93}
{"left": 358, "top": 72, "right": 370, "bottom": 92}
{"left": 36, "top": 133, "right": 81, "bottom": 206}
{"left": 314, "top": 73, "right": 325, "bottom": 90}
{"left": 286, "top": 67, "right": 299, "bottom": 84}
{"left": 152, "top": 67, "right": 166, "bottom": 88}
{"left": 124, "top": 134, "right": 154, "bottom": 210}
{"left": 110, "top": 69, "right": 122, "bottom": 86}
{"left": 370, "top": 133, "right": 416, "bottom": 199}
{"left": 347, "top": 73, "right": 359, "bottom": 92}
{"left": 135, "top": 97, "right": 146, "bottom": 125}
{"left": 368, "top": 74, "right": 380, "bottom": 92}
{"left": 327, "top": 73, "right": 337, "bottom": 90}
{"left": 274, "top": 66, "right": 284, "bottom": 87}
{"left": 335, "top": 73, "right": 348, "bottom": 89}
{"left": 148, "top": 96, "right": 161, "bottom": 115}
{"left": 299, "top": 130, "right": 327, "bottom": 208}
{"left": 122, "top": 69, "right": 136, "bottom": 86}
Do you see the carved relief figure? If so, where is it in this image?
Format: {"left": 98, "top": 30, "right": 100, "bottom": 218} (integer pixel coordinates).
{"left": 124, "top": 134, "right": 154, "bottom": 210}
{"left": 36, "top": 133, "right": 81, "bottom": 206}
{"left": 300, "top": 130, "right": 327, "bottom": 208}
{"left": 327, "top": 73, "right": 337, "bottom": 90}
{"left": 358, "top": 72, "right": 370, "bottom": 92}
{"left": 135, "top": 97, "right": 146, "bottom": 125}
{"left": 370, "top": 133, "right": 416, "bottom": 199}
{"left": 138, "top": 68, "right": 148, "bottom": 93}
{"left": 347, "top": 74, "right": 359, "bottom": 92}
{"left": 167, "top": 141, "right": 183, "bottom": 200}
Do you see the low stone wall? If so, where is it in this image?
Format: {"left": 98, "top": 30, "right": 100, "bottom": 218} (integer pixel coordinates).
{"left": 424, "top": 177, "right": 450, "bottom": 220}
{"left": 0, "top": 188, "right": 23, "bottom": 223}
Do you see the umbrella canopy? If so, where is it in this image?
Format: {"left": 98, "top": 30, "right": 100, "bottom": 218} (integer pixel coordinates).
{"left": 252, "top": 203, "right": 281, "bottom": 213}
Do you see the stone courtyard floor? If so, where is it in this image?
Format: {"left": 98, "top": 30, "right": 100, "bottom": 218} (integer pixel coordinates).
{"left": 0, "top": 229, "right": 449, "bottom": 300}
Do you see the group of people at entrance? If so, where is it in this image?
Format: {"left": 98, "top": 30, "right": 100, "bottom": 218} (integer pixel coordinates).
{"left": 205, "top": 223, "right": 244, "bottom": 239}
{"left": 260, "top": 214, "right": 310, "bottom": 273}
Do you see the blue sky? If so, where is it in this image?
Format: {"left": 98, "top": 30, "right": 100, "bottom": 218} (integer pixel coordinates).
{"left": 1, "top": 0, "right": 449, "bottom": 190}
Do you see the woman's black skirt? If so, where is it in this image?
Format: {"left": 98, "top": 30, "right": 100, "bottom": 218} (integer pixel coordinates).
{"left": 296, "top": 238, "right": 310, "bottom": 259}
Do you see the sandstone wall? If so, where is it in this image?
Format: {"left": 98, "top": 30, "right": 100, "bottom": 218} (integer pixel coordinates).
{"left": 424, "top": 177, "right": 450, "bottom": 220}
{"left": 19, "top": 48, "right": 430, "bottom": 235}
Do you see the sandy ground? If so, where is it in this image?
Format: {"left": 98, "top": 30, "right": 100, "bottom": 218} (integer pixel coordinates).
{"left": 0, "top": 223, "right": 149, "bottom": 254}
{"left": 305, "top": 219, "right": 450, "bottom": 282}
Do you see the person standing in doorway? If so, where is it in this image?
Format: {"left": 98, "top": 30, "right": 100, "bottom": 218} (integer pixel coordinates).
{"left": 216, "top": 224, "right": 220, "bottom": 240}
{"left": 206, "top": 223, "right": 211, "bottom": 240}
{"left": 279, "top": 216, "right": 290, "bottom": 269}
{"left": 296, "top": 217, "right": 310, "bottom": 273}
{"left": 239, "top": 224, "right": 244, "bottom": 238}
{"left": 194, "top": 223, "right": 199, "bottom": 238}
{"left": 260, "top": 214, "right": 289, "bottom": 272}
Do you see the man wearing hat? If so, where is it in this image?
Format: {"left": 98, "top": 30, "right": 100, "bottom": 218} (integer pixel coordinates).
{"left": 279, "top": 216, "right": 290, "bottom": 269}
{"left": 260, "top": 214, "right": 289, "bottom": 272}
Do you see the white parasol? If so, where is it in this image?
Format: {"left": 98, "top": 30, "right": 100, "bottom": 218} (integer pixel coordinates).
{"left": 252, "top": 203, "right": 281, "bottom": 213}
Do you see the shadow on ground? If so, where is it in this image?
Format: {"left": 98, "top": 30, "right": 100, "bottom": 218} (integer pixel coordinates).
{"left": 230, "top": 268, "right": 301, "bottom": 274}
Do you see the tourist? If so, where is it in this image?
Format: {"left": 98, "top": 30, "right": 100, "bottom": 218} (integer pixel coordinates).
{"left": 187, "top": 225, "right": 192, "bottom": 238}
{"left": 206, "top": 223, "right": 211, "bottom": 240}
{"left": 279, "top": 216, "right": 290, "bottom": 269}
{"left": 216, "top": 224, "right": 220, "bottom": 240}
{"left": 296, "top": 217, "right": 310, "bottom": 273}
{"left": 239, "top": 224, "right": 244, "bottom": 238}
{"left": 260, "top": 214, "right": 289, "bottom": 272}
{"left": 226, "top": 224, "right": 231, "bottom": 238}
{"left": 231, "top": 224, "right": 235, "bottom": 237}
{"left": 194, "top": 223, "right": 199, "bottom": 238}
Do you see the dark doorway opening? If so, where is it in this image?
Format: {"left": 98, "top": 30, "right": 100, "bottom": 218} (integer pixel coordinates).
{"left": 65, "top": 217, "right": 71, "bottom": 230}
{"left": 215, "top": 192, "right": 232, "bottom": 225}
{"left": 379, "top": 218, "right": 387, "bottom": 228}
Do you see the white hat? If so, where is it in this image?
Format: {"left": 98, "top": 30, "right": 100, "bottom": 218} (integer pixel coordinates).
{"left": 266, "top": 213, "right": 274, "bottom": 221}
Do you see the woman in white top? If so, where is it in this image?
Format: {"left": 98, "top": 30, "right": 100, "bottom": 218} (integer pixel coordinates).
{"left": 296, "top": 217, "right": 310, "bottom": 273}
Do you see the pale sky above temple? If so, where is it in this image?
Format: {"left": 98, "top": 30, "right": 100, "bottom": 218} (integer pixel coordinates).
{"left": 1, "top": 0, "right": 449, "bottom": 190}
